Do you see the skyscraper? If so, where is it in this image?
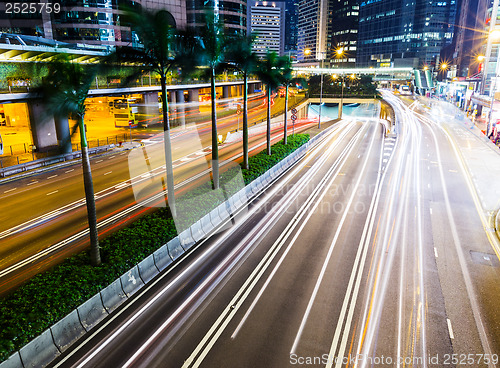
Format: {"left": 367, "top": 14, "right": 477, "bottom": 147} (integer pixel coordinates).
{"left": 329, "top": 0, "right": 359, "bottom": 67}
{"left": 296, "top": 0, "right": 329, "bottom": 65}
{"left": 356, "top": 0, "right": 457, "bottom": 68}
{"left": 247, "top": 1, "right": 286, "bottom": 57}
{"left": 284, "top": 0, "right": 299, "bottom": 56}
{"left": 186, "top": 0, "right": 246, "bottom": 35}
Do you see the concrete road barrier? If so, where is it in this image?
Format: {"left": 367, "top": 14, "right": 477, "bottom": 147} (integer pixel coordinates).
{"left": 120, "top": 266, "right": 145, "bottom": 297}
{"left": 167, "top": 237, "right": 184, "bottom": 261}
{"left": 200, "top": 213, "right": 214, "bottom": 235}
{"left": 77, "top": 293, "right": 108, "bottom": 332}
{"left": 178, "top": 229, "right": 195, "bottom": 250}
{"left": 19, "top": 329, "right": 60, "bottom": 368}
{"left": 0, "top": 353, "right": 23, "bottom": 368}
{"left": 51, "top": 310, "right": 86, "bottom": 353}
{"left": 190, "top": 220, "right": 205, "bottom": 243}
{"left": 209, "top": 207, "right": 223, "bottom": 229}
{"left": 100, "top": 279, "right": 127, "bottom": 313}
{"left": 137, "top": 254, "right": 160, "bottom": 284}
{"left": 153, "top": 245, "right": 172, "bottom": 270}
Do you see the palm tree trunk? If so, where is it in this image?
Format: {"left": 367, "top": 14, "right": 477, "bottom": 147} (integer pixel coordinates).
{"left": 79, "top": 117, "right": 100, "bottom": 266}
{"left": 284, "top": 83, "right": 288, "bottom": 145}
{"left": 161, "top": 75, "right": 176, "bottom": 218}
{"left": 267, "top": 85, "right": 271, "bottom": 155}
{"left": 211, "top": 68, "right": 220, "bottom": 189}
{"left": 243, "top": 73, "right": 249, "bottom": 169}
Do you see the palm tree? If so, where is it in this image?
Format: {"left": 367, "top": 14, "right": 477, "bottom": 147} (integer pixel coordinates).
{"left": 255, "top": 51, "right": 290, "bottom": 155}
{"left": 33, "top": 55, "right": 101, "bottom": 265}
{"left": 113, "top": 7, "right": 197, "bottom": 217}
{"left": 194, "top": 11, "right": 228, "bottom": 189}
{"left": 225, "top": 35, "right": 258, "bottom": 169}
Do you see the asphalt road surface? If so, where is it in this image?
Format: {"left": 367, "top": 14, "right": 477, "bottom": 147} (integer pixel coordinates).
{"left": 48, "top": 92, "right": 500, "bottom": 368}
{"left": 0, "top": 93, "right": 314, "bottom": 295}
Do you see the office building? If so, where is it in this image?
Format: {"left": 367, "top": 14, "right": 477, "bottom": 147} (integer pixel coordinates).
{"left": 0, "top": 0, "right": 187, "bottom": 48}
{"left": 296, "top": 0, "right": 329, "bottom": 65}
{"left": 247, "top": 1, "right": 285, "bottom": 57}
{"left": 356, "top": 0, "right": 457, "bottom": 68}
{"left": 284, "top": 0, "right": 299, "bottom": 56}
{"left": 329, "top": 0, "right": 359, "bottom": 67}
{"left": 186, "top": 0, "right": 246, "bottom": 35}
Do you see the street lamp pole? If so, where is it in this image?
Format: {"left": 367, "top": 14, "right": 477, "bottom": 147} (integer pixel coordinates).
{"left": 339, "top": 73, "right": 344, "bottom": 119}
{"left": 318, "top": 60, "right": 324, "bottom": 128}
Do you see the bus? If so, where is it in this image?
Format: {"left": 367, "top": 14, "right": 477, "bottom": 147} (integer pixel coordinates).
{"left": 399, "top": 85, "right": 412, "bottom": 96}
{"left": 110, "top": 98, "right": 138, "bottom": 128}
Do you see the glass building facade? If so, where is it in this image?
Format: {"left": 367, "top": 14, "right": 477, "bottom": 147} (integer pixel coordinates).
{"left": 0, "top": 0, "right": 187, "bottom": 48}
{"left": 356, "top": 0, "right": 457, "bottom": 67}
{"left": 186, "top": 0, "right": 246, "bottom": 35}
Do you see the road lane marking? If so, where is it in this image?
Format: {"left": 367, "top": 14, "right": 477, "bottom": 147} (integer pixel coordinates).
{"left": 4, "top": 188, "right": 17, "bottom": 193}
{"left": 70, "top": 120, "right": 354, "bottom": 368}
{"left": 447, "top": 319, "right": 454, "bottom": 339}
{"left": 109, "top": 156, "right": 116, "bottom": 159}
{"left": 82, "top": 120, "right": 356, "bottom": 367}
{"left": 104, "top": 171, "right": 112, "bottom": 176}
{"left": 96, "top": 160, "right": 103, "bottom": 163}
{"left": 434, "top": 247, "right": 438, "bottom": 258}
{"left": 293, "top": 126, "right": 379, "bottom": 356}
{"left": 448, "top": 169, "right": 458, "bottom": 173}
{"left": 46, "top": 190, "right": 58, "bottom": 196}
{"left": 420, "top": 114, "right": 497, "bottom": 367}
{"left": 47, "top": 175, "right": 58, "bottom": 179}
{"left": 178, "top": 123, "right": 361, "bottom": 368}
{"left": 27, "top": 181, "right": 38, "bottom": 186}
{"left": 231, "top": 130, "right": 364, "bottom": 341}
{"left": 65, "top": 169, "right": 74, "bottom": 173}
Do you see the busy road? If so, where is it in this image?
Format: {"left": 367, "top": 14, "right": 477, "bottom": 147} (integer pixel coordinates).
{"left": 49, "top": 92, "right": 500, "bottom": 368}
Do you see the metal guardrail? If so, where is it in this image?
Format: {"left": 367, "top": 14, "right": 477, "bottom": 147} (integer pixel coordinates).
{"left": 0, "top": 145, "right": 113, "bottom": 178}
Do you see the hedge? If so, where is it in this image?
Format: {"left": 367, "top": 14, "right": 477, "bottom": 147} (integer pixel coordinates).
{"left": 0, "top": 133, "right": 309, "bottom": 362}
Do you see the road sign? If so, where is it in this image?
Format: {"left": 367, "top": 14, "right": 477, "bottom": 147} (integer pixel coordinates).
{"left": 291, "top": 114, "right": 297, "bottom": 121}
{"left": 291, "top": 108, "right": 297, "bottom": 114}
{"left": 236, "top": 106, "right": 242, "bottom": 114}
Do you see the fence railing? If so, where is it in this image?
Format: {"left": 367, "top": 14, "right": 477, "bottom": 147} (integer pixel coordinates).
{"left": 0, "top": 133, "right": 129, "bottom": 169}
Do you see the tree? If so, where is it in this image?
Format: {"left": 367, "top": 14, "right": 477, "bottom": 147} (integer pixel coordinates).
{"left": 33, "top": 55, "right": 101, "bottom": 265}
{"left": 225, "top": 34, "right": 258, "bottom": 169}
{"left": 194, "top": 11, "right": 228, "bottom": 189}
{"left": 113, "top": 6, "right": 197, "bottom": 217}
{"left": 255, "top": 51, "right": 290, "bottom": 155}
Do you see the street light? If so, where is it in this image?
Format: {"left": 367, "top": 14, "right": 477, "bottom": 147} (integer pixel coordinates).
{"left": 336, "top": 47, "right": 346, "bottom": 119}
{"left": 305, "top": 48, "right": 325, "bottom": 128}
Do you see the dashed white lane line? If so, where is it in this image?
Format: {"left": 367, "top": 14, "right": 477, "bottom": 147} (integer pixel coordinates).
{"left": 447, "top": 319, "right": 454, "bottom": 339}
{"left": 109, "top": 156, "right": 116, "bottom": 159}
{"left": 47, "top": 175, "right": 58, "bottom": 179}
{"left": 47, "top": 190, "right": 59, "bottom": 196}
{"left": 430, "top": 208, "right": 433, "bottom": 215}
{"left": 427, "top": 183, "right": 430, "bottom": 189}
{"left": 65, "top": 169, "right": 74, "bottom": 173}
{"left": 4, "top": 188, "right": 17, "bottom": 193}
{"left": 27, "top": 181, "right": 38, "bottom": 186}
{"left": 434, "top": 247, "right": 438, "bottom": 258}
{"left": 104, "top": 171, "right": 112, "bottom": 176}
{"left": 96, "top": 160, "right": 103, "bottom": 163}
{"left": 449, "top": 169, "right": 458, "bottom": 173}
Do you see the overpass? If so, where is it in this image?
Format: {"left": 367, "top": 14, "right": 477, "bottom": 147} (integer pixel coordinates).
{"left": 293, "top": 66, "right": 414, "bottom": 82}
